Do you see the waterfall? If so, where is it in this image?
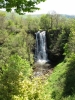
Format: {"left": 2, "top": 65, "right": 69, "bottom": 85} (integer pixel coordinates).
{"left": 35, "top": 31, "right": 49, "bottom": 64}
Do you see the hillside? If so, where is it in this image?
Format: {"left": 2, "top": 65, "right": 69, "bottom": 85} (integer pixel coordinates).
{"left": 0, "top": 11, "right": 75, "bottom": 100}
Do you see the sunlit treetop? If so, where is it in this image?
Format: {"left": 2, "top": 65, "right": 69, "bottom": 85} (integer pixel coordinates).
{"left": 0, "top": 0, "right": 46, "bottom": 14}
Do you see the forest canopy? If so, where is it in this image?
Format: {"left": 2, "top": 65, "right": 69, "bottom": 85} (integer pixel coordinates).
{"left": 0, "top": 0, "right": 46, "bottom": 14}
{"left": 0, "top": 10, "right": 75, "bottom": 100}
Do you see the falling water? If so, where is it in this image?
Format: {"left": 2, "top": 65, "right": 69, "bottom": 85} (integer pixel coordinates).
{"left": 35, "top": 31, "right": 49, "bottom": 64}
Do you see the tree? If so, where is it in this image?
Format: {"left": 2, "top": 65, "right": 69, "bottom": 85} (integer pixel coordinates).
{"left": 0, "top": 11, "right": 6, "bottom": 29}
{"left": 0, "top": 54, "right": 32, "bottom": 100}
{"left": 40, "top": 14, "right": 51, "bottom": 30}
{"left": 0, "top": 0, "right": 46, "bottom": 14}
{"left": 26, "top": 15, "right": 40, "bottom": 32}
{"left": 48, "top": 11, "right": 61, "bottom": 29}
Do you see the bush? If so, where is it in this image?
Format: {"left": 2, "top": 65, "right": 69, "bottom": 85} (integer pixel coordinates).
{"left": 0, "top": 54, "right": 32, "bottom": 100}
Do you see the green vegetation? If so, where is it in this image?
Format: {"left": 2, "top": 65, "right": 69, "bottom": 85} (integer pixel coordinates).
{"left": 47, "top": 54, "right": 75, "bottom": 100}
{"left": 0, "top": 11, "right": 75, "bottom": 100}
{"left": 0, "top": 0, "right": 46, "bottom": 14}
{"left": 47, "top": 21, "right": 75, "bottom": 100}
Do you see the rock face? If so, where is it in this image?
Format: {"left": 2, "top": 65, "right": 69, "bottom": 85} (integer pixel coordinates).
{"left": 33, "top": 63, "right": 53, "bottom": 77}
{"left": 46, "top": 29, "right": 66, "bottom": 65}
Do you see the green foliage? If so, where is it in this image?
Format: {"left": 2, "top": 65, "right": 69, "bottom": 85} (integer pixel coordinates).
{"left": 0, "top": 29, "right": 8, "bottom": 45}
{"left": 46, "top": 28, "right": 70, "bottom": 63}
{"left": 40, "top": 14, "right": 51, "bottom": 30}
{"left": 56, "top": 27, "right": 70, "bottom": 52}
{"left": 47, "top": 62, "right": 66, "bottom": 100}
{"left": 64, "top": 28, "right": 75, "bottom": 56}
{"left": 26, "top": 15, "right": 40, "bottom": 31}
{"left": 1, "top": 10, "right": 75, "bottom": 100}
{"left": 8, "top": 54, "right": 32, "bottom": 77}
{"left": 0, "top": 11, "right": 6, "bottom": 29}
{"left": 0, "top": 0, "right": 46, "bottom": 14}
{"left": 0, "top": 54, "right": 51, "bottom": 100}
{"left": 47, "top": 53, "right": 75, "bottom": 100}
{"left": 47, "top": 17, "right": 75, "bottom": 100}
{"left": 0, "top": 54, "right": 32, "bottom": 100}
{"left": 39, "top": 13, "right": 68, "bottom": 30}
{"left": 63, "top": 54, "right": 75, "bottom": 96}
{"left": 12, "top": 77, "right": 51, "bottom": 100}
{"left": 0, "top": 13, "right": 35, "bottom": 66}
{"left": 47, "top": 21, "right": 75, "bottom": 98}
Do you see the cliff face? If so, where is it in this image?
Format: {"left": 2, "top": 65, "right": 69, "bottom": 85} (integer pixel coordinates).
{"left": 33, "top": 28, "right": 70, "bottom": 65}
{"left": 46, "top": 28, "right": 70, "bottom": 65}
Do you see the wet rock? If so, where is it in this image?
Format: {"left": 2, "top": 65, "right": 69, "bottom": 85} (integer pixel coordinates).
{"left": 33, "top": 62, "right": 53, "bottom": 77}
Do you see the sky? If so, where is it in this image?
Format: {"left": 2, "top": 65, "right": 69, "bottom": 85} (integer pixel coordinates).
{"left": 0, "top": 0, "right": 75, "bottom": 15}
{"left": 28, "top": 0, "right": 75, "bottom": 15}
